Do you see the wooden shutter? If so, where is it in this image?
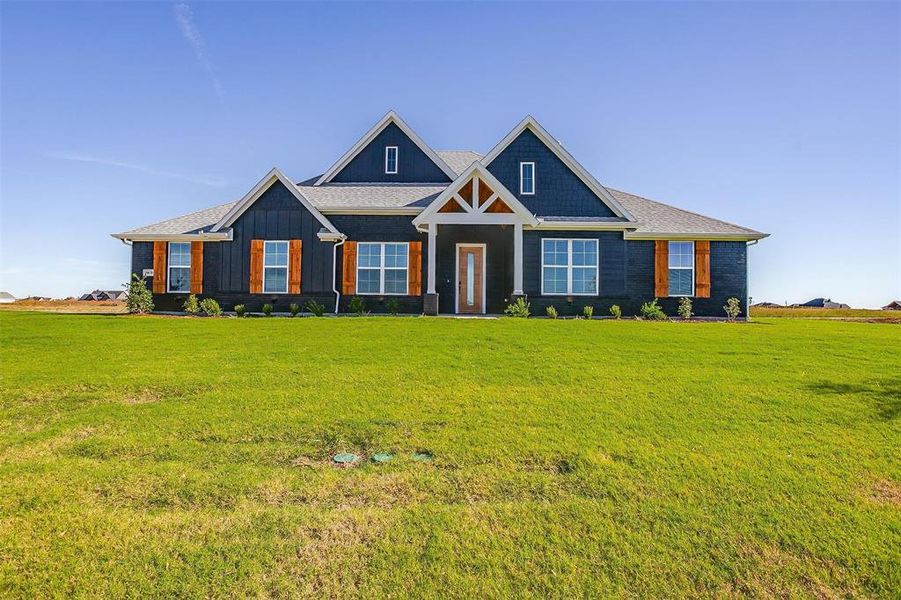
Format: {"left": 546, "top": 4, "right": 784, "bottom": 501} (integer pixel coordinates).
{"left": 289, "top": 239, "right": 302, "bottom": 294}
{"left": 249, "top": 239, "right": 264, "bottom": 294}
{"left": 408, "top": 241, "right": 422, "bottom": 296}
{"left": 190, "top": 241, "right": 203, "bottom": 294}
{"left": 694, "top": 240, "right": 710, "bottom": 298}
{"left": 342, "top": 241, "right": 357, "bottom": 295}
{"left": 152, "top": 241, "right": 167, "bottom": 293}
{"left": 654, "top": 240, "right": 669, "bottom": 298}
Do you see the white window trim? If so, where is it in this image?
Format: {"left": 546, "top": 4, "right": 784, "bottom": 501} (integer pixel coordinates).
{"left": 540, "top": 238, "right": 599, "bottom": 296}
{"left": 520, "top": 161, "right": 535, "bottom": 195}
{"left": 356, "top": 242, "right": 409, "bottom": 296}
{"left": 262, "top": 240, "right": 290, "bottom": 294}
{"left": 167, "top": 242, "right": 192, "bottom": 293}
{"left": 384, "top": 146, "right": 398, "bottom": 174}
{"left": 668, "top": 240, "right": 695, "bottom": 297}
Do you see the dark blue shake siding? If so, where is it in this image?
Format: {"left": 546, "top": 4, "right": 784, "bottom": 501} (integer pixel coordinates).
{"left": 486, "top": 129, "right": 617, "bottom": 218}
{"left": 331, "top": 123, "right": 452, "bottom": 184}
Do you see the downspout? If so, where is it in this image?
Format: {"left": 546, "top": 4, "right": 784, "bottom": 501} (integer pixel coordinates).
{"left": 746, "top": 239, "right": 758, "bottom": 320}
{"left": 332, "top": 235, "right": 347, "bottom": 314}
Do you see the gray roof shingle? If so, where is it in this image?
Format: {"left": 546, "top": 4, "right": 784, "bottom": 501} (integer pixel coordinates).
{"left": 436, "top": 150, "right": 483, "bottom": 175}
{"left": 117, "top": 201, "right": 236, "bottom": 236}
{"left": 297, "top": 184, "right": 444, "bottom": 210}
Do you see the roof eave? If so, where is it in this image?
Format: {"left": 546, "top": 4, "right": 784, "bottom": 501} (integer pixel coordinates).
{"left": 623, "top": 231, "right": 770, "bottom": 241}
{"left": 110, "top": 230, "right": 234, "bottom": 242}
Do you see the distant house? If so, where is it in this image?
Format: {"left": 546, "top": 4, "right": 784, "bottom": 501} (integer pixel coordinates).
{"left": 794, "top": 298, "right": 850, "bottom": 309}
{"left": 0, "top": 291, "right": 16, "bottom": 304}
{"left": 752, "top": 301, "right": 783, "bottom": 308}
{"left": 882, "top": 300, "right": 901, "bottom": 311}
{"left": 79, "top": 290, "right": 127, "bottom": 301}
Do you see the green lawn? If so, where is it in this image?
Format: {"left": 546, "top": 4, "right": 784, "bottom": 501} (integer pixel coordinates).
{"left": 1, "top": 312, "right": 898, "bottom": 598}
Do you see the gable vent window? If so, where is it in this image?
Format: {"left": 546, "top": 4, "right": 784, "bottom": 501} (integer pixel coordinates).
{"left": 668, "top": 241, "right": 695, "bottom": 297}
{"left": 385, "top": 146, "right": 398, "bottom": 174}
{"left": 263, "top": 241, "right": 289, "bottom": 294}
{"left": 167, "top": 242, "right": 191, "bottom": 293}
{"left": 520, "top": 162, "right": 535, "bottom": 195}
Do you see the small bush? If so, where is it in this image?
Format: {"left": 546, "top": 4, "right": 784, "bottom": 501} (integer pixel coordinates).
{"left": 262, "top": 303, "right": 273, "bottom": 317}
{"left": 609, "top": 304, "right": 622, "bottom": 320}
{"left": 546, "top": 305, "right": 558, "bottom": 319}
{"left": 349, "top": 296, "right": 367, "bottom": 316}
{"left": 305, "top": 299, "right": 325, "bottom": 317}
{"left": 125, "top": 275, "right": 153, "bottom": 314}
{"left": 582, "top": 305, "right": 594, "bottom": 319}
{"left": 724, "top": 297, "right": 742, "bottom": 321}
{"left": 678, "top": 297, "right": 693, "bottom": 320}
{"left": 289, "top": 303, "right": 300, "bottom": 317}
{"left": 640, "top": 299, "right": 667, "bottom": 321}
{"left": 386, "top": 298, "right": 400, "bottom": 315}
{"left": 200, "top": 298, "right": 221, "bottom": 317}
{"left": 183, "top": 294, "right": 200, "bottom": 315}
{"left": 504, "top": 297, "right": 530, "bottom": 318}
{"left": 234, "top": 304, "right": 246, "bottom": 317}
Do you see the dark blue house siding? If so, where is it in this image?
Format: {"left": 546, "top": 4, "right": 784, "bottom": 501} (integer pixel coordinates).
{"left": 130, "top": 241, "right": 154, "bottom": 279}
{"left": 486, "top": 129, "right": 617, "bottom": 218}
{"left": 331, "top": 123, "right": 452, "bottom": 184}
{"left": 329, "top": 215, "right": 427, "bottom": 314}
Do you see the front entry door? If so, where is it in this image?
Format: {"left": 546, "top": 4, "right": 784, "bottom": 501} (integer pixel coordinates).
{"left": 457, "top": 245, "right": 485, "bottom": 314}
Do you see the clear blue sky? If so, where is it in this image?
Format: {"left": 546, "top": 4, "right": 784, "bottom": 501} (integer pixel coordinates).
{"left": 2, "top": 1, "right": 898, "bottom": 306}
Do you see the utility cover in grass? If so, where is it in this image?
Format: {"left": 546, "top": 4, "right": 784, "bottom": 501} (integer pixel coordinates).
{"left": 332, "top": 453, "right": 358, "bottom": 465}
{"left": 412, "top": 451, "right": 433, "bottom": 462}
{"left": 371, "top": 453, "right": 393, "bottom": 463}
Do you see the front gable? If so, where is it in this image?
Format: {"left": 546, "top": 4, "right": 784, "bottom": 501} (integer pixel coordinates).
{"left": 482, "top": 117, "right": 635, "bottom": 221}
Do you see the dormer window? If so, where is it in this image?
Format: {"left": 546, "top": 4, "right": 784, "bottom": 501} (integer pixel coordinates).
{"left": 520, "top": 162, "right": 535, "bottom": 195}
{"left": 385, "top": 146, "right": 398, "bottom": 174}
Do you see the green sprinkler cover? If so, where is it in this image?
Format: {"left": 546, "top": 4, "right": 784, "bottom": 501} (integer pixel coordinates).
{"left": 412, "top": 451, "right": 433, "bottom": 462}
{"left": 332, "top": 453, "right": 358, "bottom": 464}
{"left": 371, "top": 453, "right": 393, "bottom": 463}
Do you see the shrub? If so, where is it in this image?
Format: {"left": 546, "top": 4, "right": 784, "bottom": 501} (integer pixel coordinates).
{"left": 183, "top": 294, "right": 200, "bottom": 315}
{"left": 305, "top": 299, "right": 325, "bottom": 317}
{"left": 678, "top": 297, "right": 693, "bottom": 320}
{"left": 262, "top": 303, "right": 273, "bottom": 317}
{"left": 200, "top": 298, "right": 221, "bottom": 317}
{"left": 504, "top": 297, "right": 530, "bottom": 318}
{"left": 234, "top": 304, "right": 246, "bottom": 317}
{"left": 386, "top": 298, "right": 400, "bottom": 316}
{"left": 289, "top": 303, "right": 300, "bottom": 317}
{"left": 640, "top": 299, "right": 667, "bottom": 321}
{"left": 125, "top": 275, "right": 153, "bottom": 314}
{"left": 348, "top": 296, "right": 366, "bottom": 316}
{"left": 582, "top": 305, "right": 594, "bottom": 319}
{"left": 724, "top": 297, "right": 742, "bottom": 321}
{"left": 546, "top": 305, "right": 558, "bottom": 319}
{"left": 609, "top": 304, "right": 622, "bottom": 320}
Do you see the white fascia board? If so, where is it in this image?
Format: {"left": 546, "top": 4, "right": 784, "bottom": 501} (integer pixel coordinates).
{"left": 110, "top": 230, "right": 233, "bottom": 242}
{"left": 314, "top": 111, "right": 457, "bottom": 185}
{"left": 481, "top": 115, "right": 637, "bottom": 223}
{"left": 320, "top": 207, "right": 423, "bottom": 216}
{"left": 412, "top": 162, "right": 539, "bottom": 228}
{"left": 210, "top": 167, "right": 341, "bottom": 235}
{"left": 623, "top": 231, "right": 770, "bottom": 241}
{"left": 531, "top": 221, "right": 638, "bottom": 231}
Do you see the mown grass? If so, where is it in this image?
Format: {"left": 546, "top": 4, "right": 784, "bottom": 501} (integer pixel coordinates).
{"left": 0, "top": 312, "right": 898, "bottom": 598}
{"left": 751, "top": 306, "right": 899, "bottom": 320}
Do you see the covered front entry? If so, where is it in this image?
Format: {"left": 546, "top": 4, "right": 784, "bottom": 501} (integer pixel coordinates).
{"left": 456, "top": 244, "right": 485, "bottom": 314}
{"left": 412, "top": 162, "right": 539, "bottom": 315}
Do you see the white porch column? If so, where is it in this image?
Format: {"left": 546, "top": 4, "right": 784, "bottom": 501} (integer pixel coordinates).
{"left": 427, "top": 222, "right": 437, "bottom": 294}
{"left": 513, "top": 222, "right": 524, "bottom": 296}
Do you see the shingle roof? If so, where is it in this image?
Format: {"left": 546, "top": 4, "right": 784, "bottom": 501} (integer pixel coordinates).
{"left": 436, "top": 150, "right": 483, "bottom": 175}
{"left": 116, "top": 171, "right": 765, "bottom": 239}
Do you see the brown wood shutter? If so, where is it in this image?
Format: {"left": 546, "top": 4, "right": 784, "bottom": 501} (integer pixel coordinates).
{"left": 654, "top": 240, "right": 669, "bottom": 298}
{"left": 694, "top": 240, "right": 711, "bottom": 298}
{"left": 249, "top": 239, "right": 264, "bottom": 294}
{"left": 289, "top": 239, "right": 302, "bottom": 294}
{"left": 342, "top": 241, "right": 357, "bottom": 295}
{"left": 190, "top": 241, "right": 203, "bottom": 294}
{"left": 152, "top": 241, "right": 167, "bottom": 293}
{"left": 408, "top": 241, "right": 422, "bottom": 296}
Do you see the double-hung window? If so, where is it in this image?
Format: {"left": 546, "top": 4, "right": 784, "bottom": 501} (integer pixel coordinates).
{"left": 167, "top": 242, "right": 191, "bottom": 293}
{"left": 541, "top": 238, "right": 598, "bottom": 295}
{"left": 520, "top": 161, "right": 535, "bottom": 195}
{"left": 357, "top": 242, "right": 408, "bottom": 295}
{"left": 385, "top": 146, "right": 398, "bottom": 174}
{"left": 263, "top": 241, "right": 289, "bottom": 293}
{"left": 668, "top": 241, "right": 694, "bottom": 296}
